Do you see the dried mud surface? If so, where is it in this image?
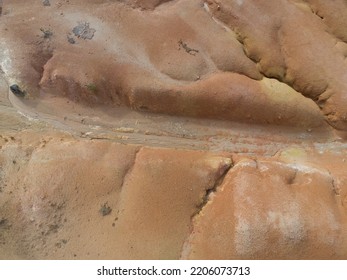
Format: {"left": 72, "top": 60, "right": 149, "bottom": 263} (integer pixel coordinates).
{"left": 0, "top": 0, "right": 347, "bottom": 259}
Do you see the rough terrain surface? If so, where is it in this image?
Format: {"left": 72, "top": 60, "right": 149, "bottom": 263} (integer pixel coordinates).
{"left": 0, "top": 0, "right": 347, "bottom": 259}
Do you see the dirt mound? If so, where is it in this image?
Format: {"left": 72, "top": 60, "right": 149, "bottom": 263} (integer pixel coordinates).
{"left": 1, "top": 0, "right": 347, "bottom": 130}
{"left": 1, "top": 135, "right": 346, "bottom": 259}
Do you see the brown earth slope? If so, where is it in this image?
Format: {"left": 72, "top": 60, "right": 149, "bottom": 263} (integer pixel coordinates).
{"left": 2, "top": 0, "right": 347, "bottom": 130}
{"left": 0, "top": 0, "right": 347, "bottom": 259}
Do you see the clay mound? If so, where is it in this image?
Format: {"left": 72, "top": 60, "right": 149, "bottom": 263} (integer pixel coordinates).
{"left": 1, "top": 0, "right": 346, "bottom": 130}
{"left": 204, "top": 0, "right": 347, "bottom": 130}
{"left": 182, "top": 157, "right": 347, "bottom": 259}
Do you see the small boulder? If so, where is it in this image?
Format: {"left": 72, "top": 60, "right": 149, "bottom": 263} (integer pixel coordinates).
{"left": 10, "top": 84, "right": 26, "bottom": 97}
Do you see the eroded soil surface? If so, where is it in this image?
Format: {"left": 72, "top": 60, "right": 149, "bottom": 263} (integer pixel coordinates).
{"left": 0, "top": 0, "right": 347, "bottom": 259}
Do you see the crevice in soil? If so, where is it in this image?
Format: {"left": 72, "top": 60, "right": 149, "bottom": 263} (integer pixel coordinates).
{"left": 119, "top": 146, "right": 142, "bottom": 189}
{"left": 180, "top": 156, "right": 234, "bottom": 259}
{"left": 327, "top": 169, "right": 340, "bottom": 196}
{"left": 37, "top": 50, "right": 54, "bottom": 86}
{"left": 192, "top": 156, "right": 233, "bottom": 219}
{"left": 287, "top": 168, "right": 298, "bottom": 185}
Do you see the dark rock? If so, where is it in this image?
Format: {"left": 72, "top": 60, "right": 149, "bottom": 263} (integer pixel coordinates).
{"left": 72, "top": 22, "right": 96, "bottom": 40}
{"left": 40, "top": 28, "right": 53, "bottom": 39}
{"left": 10, "top": 84, "right": 26, "bottom": 97}
{"left": 42, "top": 0, "right": 50, "bottom": 7}
{"left": 67, "top": 35, "right": 76, "bottom": 44}
{"left": 0, "top": 218, "right": 7, "bottom": 228}
{"left": 100, "top": 203, "right": 112, "bottom": 216}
